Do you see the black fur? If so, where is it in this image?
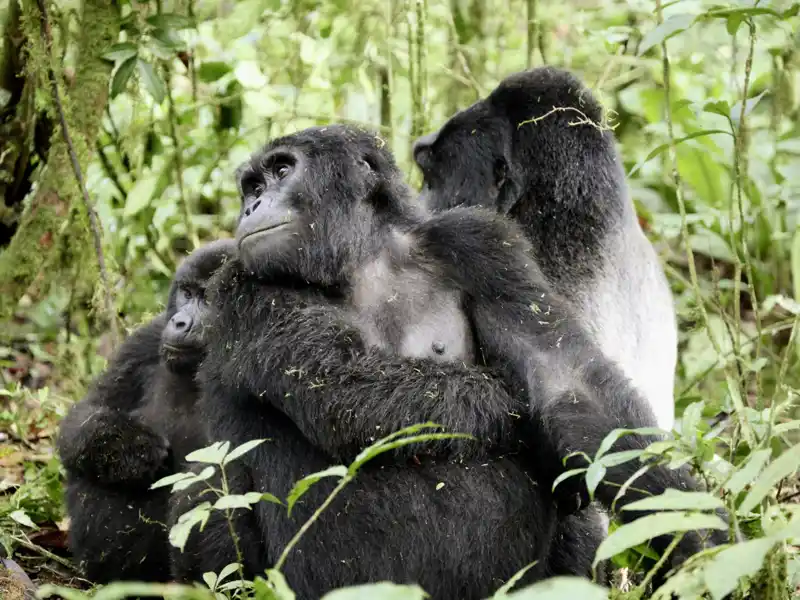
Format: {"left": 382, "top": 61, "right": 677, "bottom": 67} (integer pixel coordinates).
{"left": 171, "top": 125, "right": 718, "bottom": 598}
{"left": 413, "top": 66, "right": 678, "bottom": 431}
{"left": 56, "top": 239, "right": 237, "bottom": 583}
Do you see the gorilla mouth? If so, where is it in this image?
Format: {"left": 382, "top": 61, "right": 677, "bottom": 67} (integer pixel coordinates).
{"left": 240, "top": 223, "right": 290, "bottom": 245}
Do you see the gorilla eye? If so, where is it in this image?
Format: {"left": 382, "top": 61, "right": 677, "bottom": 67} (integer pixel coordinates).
{"left": 273, "top": 160, "right": 292, "bottom": 180}
{"left": 181, "top": 287, "right": 192, "bottom": 301}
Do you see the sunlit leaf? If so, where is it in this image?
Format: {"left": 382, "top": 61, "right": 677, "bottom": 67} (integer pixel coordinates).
{"left": 123, "top": 174, "right": 158, "bottom": 217}
{"left": 585, "top": 462, "right": 606, "bottom": 500}
{"left": 321, "top": 582, "right": 429, "bottom": 600}
{"left": 500, "top": 576, "right": 609, "bottom": 599}
{"left": 150, "top": 471, "right": 194, "bottom": 490}
{"left": 168, "top": 502, "right": 212, "bottom": 551}
{"left": 628, "top": 130, "right": 730, "bottom": 177}
{"left": 172, "top": 466, "right": 216, "bottom": 491}
{"left": 213, "top": 492, "right": 270, "bottom": 510}
{"left": 594, "top": 512, "right": 727, "bottom": 564}
{"left": 217, "top": 563, "right": 241, "bottom": 585}
{"left": 9, "top": 509, "right": 37, "bottom": 529}
{"left": 638, "top": 14, "right": 696, "bottom": 56}
{"left": 703, "top": 538, "right": 775, "bottom": 599}
{"left": 137, "top": 59, "right": 166, "bottom": 104}
{"left": 723, "top": 448, "right": 771, "bottom": 496}
{"left": 222, "top": 438, "right": 268, "bottom": 466}
{"left": 286, "top": 465, "right": 348, "bottom": 516}
{"left": 730, "top": 90, "right": 769, "bottom": 124}
{"left": 186, "top": 441, "right": 231, "bottom": 464}
{"left": 622, "top": 489, "right": 724, "bottom": 512}
{"left": 739, "top": 442, "right": 800, "bottom": 513}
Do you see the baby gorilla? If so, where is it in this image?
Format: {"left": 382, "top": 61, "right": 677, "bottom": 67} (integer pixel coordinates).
{"left": 57, "top": 239, "right": 236, "bottom": 583}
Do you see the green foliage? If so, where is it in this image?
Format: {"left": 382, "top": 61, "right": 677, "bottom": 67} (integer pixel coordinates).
{"left": 3, "top": 0, "right": 800, "bottom": 597}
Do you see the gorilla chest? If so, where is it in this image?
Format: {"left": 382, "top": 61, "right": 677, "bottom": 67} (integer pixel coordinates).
{"left": 349, "top": 258, "right": 475, "bottom": 364}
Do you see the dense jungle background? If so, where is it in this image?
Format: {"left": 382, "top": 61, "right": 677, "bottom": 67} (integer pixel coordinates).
{"left": 1, "top": 0, "right": 799, "bottom": 598}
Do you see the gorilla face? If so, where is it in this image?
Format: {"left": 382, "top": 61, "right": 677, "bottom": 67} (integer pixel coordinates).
{"left": 412, "top": 104, "right": 515, "bottom": 214}
{"left": 234, "top": 125, "right": 418, "bottom": 287}
{"left": 160, "top": 239, "right": 238, "bottom": 372}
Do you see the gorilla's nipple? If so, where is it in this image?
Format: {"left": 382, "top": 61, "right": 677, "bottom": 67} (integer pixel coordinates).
{"left": 431, "top": 341, "right": 446, "bottom": 355}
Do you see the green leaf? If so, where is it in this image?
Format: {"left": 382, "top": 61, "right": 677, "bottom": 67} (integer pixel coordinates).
{"left": 203, "top": 571, "right": 217, "bottom": 591}
{"left": 703, "top": 538, "right": 775, "bottom": 600}
{"left": 146, "top": 13, "right": 194, "bottom": 30}
{"left": 792, "top": 227, "right": 800, "bottom": 317}
{"left": 350, "top": 432, "right": 473, "bottom": 473}
{"left": 150, "top": 471, "right": 194, "bottom": 490}
{"left": 103, "top": 42, "right": 138, "bottom": 63}
{"left": 149, "top": 27, "right": 185, "bottom": 52}
{"left": 551, "top": 468, "right": 586, "bottom": 493}
{"left": 594, "top": 512, "right": 728, "bottom": 564}
{"left": 492, "top": 561, "right": 538, "bottom": 597}
{"left": 111, "top": 55, "right": 137, "bottom": 99}
{"left": 186, "top": 441, "right": 231, "bottom": 464}
{"left": 198, "top": 61, "right": 233, "bottom": 83}
{"left": 253, "top": 570, "right": 297, "bottom": 600}
{"left": 217, "top": 562, "right": 241, "bottom": 585}
{"left": 730, "top": 90, "right": 769, "bottom": 124}
{"left": 136, "top": 59, "right": 166, "bottom": 104}
{"left": 172, "top": 466, "right": 216, "bottom": 491}
{"left": 500, "top": 576, "right": 609, "bottom": 599}
{"left": 739, "top": 442, "right": 800, "bottom": 513}
{"left": 286, "top": 465, "right": 348, "bottom": 516}
{"left": 726, "top": 14, "right": 744, "bottom": 36}
{"left": 595, "top": 427, "right": 664, "bottom": 460}
{"left": 585, "top": 462, "right": 606, "bottom": 500}
{"left": 321, "top": 582, "right": 429, "bottom": 600}
{"left": 622, "top": 489, "right": 724, "bottom": 512}
{"left": 723, "top": 448, "right": 771, "bottom": 496}
{"left": 123, "top": 174, "right": 158, "bottom": 217}
{"left": 9, "top": 509, "right": 37, "bottom": 529}
{"left": 213, "top": 492, "right": 267, "bottom": 510}
{"left": 704, "top": 100, "right": 732, "bottom": 118}
{"left": 638, "top": 14, "right": 696, "bottom": 56}
{"left": 168, "top": 502, "right": 212, "bottom": 551}
{"left": 598, "top": 449, "right": 643, "bottom": 468}
{"left": 628, "top": 130, "right": 730, "bottom": 177}
{"left": 222, "top": 438, "right": 268, "bottom": 466}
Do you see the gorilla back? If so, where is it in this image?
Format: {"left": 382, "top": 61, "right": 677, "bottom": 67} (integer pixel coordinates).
{"left": 413, "top": 67, "right": 677, "bottom": 429}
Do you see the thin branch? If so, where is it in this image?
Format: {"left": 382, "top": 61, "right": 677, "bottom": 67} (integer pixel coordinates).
{"left": 733, "top": 20, "right": 764, "bottom": 406}
{"left": 165, "top": 65, "right": 198, "bottom": 250}
{"left": 36, "top": 0, "right": 119, "bottom": 349}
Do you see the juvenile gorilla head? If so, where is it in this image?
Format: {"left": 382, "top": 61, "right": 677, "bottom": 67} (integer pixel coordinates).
{"left": 413, "top": 66, "right": 621, "bottom": 224}
{"left": 235, "top": 125, "right": 418, "bottom": 286}
{"left": 161, "top": 238, "right": 238, "bottom": 371}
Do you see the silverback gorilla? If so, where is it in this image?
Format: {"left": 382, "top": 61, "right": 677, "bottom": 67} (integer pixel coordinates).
{"left": 57, "top": 239, "right": 236, "bottom": 583}
{"left": 413, "top": 66, "right": 678, "bottom": 431}
{"left": 170, "top": 125, "right": 725, "bottom": 598}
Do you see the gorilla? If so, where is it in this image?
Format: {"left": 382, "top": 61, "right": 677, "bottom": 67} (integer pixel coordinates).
{"left": 413, "top": 66, "right": 678, "bottom": 431}
{"left": 171, "top": 125, "right": 724, "bottom": 598}
{"left": 57, "top": 239, "right": 237, "bottom": 583}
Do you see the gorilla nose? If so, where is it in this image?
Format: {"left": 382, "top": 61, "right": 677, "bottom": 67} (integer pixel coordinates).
{"left": 243, "top": 199, "right": 262, "bottom": 218}
{"left": 171, "top": 314, "right": 193, "bottom": 332}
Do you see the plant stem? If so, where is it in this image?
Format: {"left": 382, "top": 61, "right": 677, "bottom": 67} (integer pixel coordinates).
{"left": 274, "top": 474, "right": 353, "bottom": 571}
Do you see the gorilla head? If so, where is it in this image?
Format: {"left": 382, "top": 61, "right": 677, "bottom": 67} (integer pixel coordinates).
{"left": 160, "top": 238, "right": 238, "bottom": 372}
{"left": 412, "top": 66, "right": 622, "bottom": 229}
{"left": 235, "top": 125, "right": 419, "bottom": 287}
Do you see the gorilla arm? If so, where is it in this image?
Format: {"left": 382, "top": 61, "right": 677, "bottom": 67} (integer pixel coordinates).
{"left": 57, "top": 315, "right": 171, "bottom": 485}
{"left": 204, "top": 263, "right": 525, "bottom": 463}
{"left": 413, "top": 208, "right": 729, "bottom": 560}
